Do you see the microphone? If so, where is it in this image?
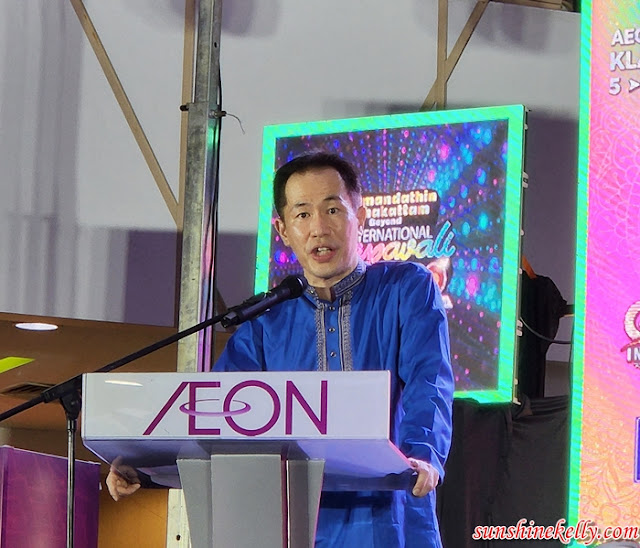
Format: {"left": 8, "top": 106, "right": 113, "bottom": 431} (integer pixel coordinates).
{"left": 221, "top": 275, "right": 308, "bottom": 327}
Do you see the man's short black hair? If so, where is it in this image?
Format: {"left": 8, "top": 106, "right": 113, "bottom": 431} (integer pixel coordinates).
{"left": 273, "top": 151, "right": 362, "bottom": 218}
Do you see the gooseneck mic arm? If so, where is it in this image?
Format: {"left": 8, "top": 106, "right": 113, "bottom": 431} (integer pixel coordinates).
{"left": 220, "top": 275, "right": 308, "bottom": 328}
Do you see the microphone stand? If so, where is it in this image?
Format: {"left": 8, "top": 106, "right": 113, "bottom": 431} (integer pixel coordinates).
{"left": 0, "top": 309, "right": 229, "bottom": 548}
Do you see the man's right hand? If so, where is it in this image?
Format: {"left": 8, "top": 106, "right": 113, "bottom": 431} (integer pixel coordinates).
{"left": 106, "top": 461, "right": 141, "bottom": 501}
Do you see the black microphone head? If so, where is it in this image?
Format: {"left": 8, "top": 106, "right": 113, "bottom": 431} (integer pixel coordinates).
{"left": 279, "top": 275, "right": 308, "bottom": 299}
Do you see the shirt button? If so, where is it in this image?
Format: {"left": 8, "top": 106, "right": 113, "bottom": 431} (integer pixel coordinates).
{"left": 329, "top": 306, "right": 336, "bottom": 311}
{"left": 328, "top": 327, "right": 336, "bottom": 333}
{"left": 330, "top": 351, "right": 337, "bottom": 358}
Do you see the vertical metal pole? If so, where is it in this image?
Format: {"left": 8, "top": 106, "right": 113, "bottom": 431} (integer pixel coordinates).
{"left": 67, "top": 416, "right": 77, "bottom": 548}
{"left": 60, "top": 388, "right": 82, "bottom": 548}
{"left": 177, "top": 0, "right": 223, "bottom": 374}
{"left": 168, "top": 1, "right": 223, "bottom": 545}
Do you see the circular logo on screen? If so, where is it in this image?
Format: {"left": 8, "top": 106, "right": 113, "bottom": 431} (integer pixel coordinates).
{"left": 621, "top": 300, "right": 640, "bottom": 368}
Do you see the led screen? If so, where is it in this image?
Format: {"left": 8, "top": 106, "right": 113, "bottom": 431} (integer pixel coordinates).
{"left": 256, "top": 106, "right": 526, "bottom": 403}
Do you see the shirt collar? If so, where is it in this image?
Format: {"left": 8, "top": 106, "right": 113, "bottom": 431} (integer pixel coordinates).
{"left": 304, "top": 259, "right": 367, "bottom": 302}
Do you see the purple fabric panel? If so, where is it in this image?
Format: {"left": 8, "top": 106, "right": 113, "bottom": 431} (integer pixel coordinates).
{"left": 0, "top": 446, "right": 99, "bottom": 548}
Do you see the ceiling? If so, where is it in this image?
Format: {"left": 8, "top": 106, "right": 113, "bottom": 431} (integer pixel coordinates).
{"left": 0, "top": 311, "right": 179, "bottom": 431}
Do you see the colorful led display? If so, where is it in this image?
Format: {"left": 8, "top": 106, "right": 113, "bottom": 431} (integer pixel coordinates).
{"left": 256, "top": 106, "right": 526, "bottom": 402}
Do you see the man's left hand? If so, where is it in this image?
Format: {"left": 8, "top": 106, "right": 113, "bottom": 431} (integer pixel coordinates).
{"left": 408, "top": 458, "right": 439, "bottom": 497}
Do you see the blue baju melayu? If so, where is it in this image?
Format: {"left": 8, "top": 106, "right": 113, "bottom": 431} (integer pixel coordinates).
{"left": 215, "top": 260, "right": 454, "bottom": 548}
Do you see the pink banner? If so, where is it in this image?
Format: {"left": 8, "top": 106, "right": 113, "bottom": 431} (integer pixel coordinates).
{"left": 577, "top": 0, "right": 640, "bottom": 529}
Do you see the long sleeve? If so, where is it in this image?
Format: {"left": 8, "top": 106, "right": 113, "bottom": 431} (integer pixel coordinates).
{"left": 396, "top": 266, "right": 454, "bottom": 480}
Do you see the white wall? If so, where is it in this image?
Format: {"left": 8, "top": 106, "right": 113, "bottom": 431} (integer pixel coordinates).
{"left": 0, "top": 0, "right": 580, "bottom": 352}
{"left": 218, "top": 1, "right": 578, "bottom": 230}
{"left": 0, "top": 0, "right": 182, "bottom": 325}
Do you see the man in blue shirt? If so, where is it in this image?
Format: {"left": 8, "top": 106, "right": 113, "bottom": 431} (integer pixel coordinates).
{"left": 215, "top": 152, "right": 454, "bottom": 547}
{"left": 107, "top": 151, "right": 453, "bottom": 547}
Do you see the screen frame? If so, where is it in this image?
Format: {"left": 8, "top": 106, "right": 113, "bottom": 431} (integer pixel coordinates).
{"left": 256, "top": 105, "right": 526, "bottom": 403}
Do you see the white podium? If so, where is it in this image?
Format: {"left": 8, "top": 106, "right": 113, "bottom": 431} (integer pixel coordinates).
{"left": 81, "top": 371, "right": 412, "bottom": 548}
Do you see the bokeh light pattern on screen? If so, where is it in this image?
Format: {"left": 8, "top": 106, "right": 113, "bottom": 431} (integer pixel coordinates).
{"left": 257, "top": 107, "right": 525, "bottom": 403}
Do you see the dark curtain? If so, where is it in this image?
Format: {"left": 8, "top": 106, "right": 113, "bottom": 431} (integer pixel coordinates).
{"left": 437, "top": 395, "right": 569, "bottom": 547}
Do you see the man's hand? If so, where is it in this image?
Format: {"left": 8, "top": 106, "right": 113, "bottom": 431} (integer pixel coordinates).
{"left": 106, "top": 460, "right": 141, "bottom": 502}
{"left": 408, "top": 458, "right": 439, "bottom": 497}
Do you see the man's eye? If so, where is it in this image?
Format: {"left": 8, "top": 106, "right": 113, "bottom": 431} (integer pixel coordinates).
{"left": 297, "top": 212, "right": 309, "bottom": 219}
{"left": 328, "top": 207, "right": 338, "bottom": 214}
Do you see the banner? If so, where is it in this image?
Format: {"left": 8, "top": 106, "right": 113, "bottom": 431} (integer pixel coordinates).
{"left": 569, "top": 0, "right": 640, "bottom": 533}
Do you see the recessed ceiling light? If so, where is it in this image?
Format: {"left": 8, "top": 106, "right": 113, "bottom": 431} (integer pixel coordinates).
{"left": 15, "top": 322, "right": 59, "bottom": 331}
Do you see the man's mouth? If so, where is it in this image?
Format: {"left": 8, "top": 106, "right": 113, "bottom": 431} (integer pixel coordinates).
{"left": 311, "top": 246, "right": 336, "bottom": 260}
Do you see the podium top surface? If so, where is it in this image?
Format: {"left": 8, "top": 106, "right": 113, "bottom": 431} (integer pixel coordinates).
{"left": 81, "top": 371, "right": 412, "bottom": 489}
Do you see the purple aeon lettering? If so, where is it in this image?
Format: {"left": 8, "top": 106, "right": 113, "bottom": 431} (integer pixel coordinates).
{"left": 143, "top": 379, "right": 329, "bottom": 437}
{"left": 223, "top": 380, "right": 280, "bottom": 436}
{"left": 178, "top": 400, "right": 250, "bottom": 418}
{"left": 188, "top": 381, "right": 225, "bottom": 435}
{"left": 285, "top": 380, "right": 327, "bottom": 435}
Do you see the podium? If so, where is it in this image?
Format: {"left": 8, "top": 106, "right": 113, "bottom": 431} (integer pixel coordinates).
{"left": 81, "top": 371, "right": 412, "bottom": 548}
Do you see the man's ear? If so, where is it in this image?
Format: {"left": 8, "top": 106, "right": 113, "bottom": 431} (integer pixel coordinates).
{"left": 356, "top": 205, "right": 366, "bottom": 229}
{"left": 274, "top": 217, "right": 290, "bottom": 247}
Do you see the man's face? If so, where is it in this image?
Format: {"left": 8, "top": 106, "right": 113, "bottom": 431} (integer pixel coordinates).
{"left": 274, "top": 167, "right": 366, "bottom": 290}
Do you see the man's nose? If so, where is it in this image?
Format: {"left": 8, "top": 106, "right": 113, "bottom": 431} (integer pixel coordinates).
{"left": 310, "top": 214, "right": 329, "bottom": 236}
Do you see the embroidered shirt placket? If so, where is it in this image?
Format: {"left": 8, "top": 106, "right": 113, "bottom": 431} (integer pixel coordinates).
{"left": 307, "top": 260, "right": 367, "bottom": 372}
{"left": 314, "top": 300, "right": 327, "bottom": 371}
{"left": 338, "top": 292, "right": 354, "bottom": 371}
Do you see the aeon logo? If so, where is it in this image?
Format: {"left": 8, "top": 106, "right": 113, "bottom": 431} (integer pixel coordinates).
{"left": 144, "top": 380, "right": 328, "bottom": 437}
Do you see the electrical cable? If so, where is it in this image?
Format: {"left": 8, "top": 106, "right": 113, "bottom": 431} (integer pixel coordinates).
{"left": 200, "top": 67, "right": 224, "bottom": 372}
{"left": 519, "top": 316, "right": 573, "bottom": 345}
